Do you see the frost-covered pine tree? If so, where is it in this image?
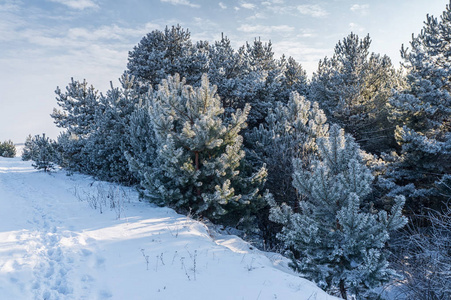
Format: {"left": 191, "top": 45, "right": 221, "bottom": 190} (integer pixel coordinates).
{"left": 126, "top": 25, "right": 208, "bottom": 89}
{"left": 208, "top": 36, "right": 309, "bottom": 129}
{"left": 311, "top": 33, "right": 401, "bottom": 154}
{"left": 50, "top": 75, "right": 149, "bottom": 182}
{"left": 270, "top": 124, "right": 407, "bottom": 299}
{"left": 127, "top": 74, "right": 268, "bottom": 228}
{"left": 0, "top": 140, "right": 16, "bottom": 158}
{"left": 234, "top": 39, "right": 286, "bottom": 128}
{"left": 388, "top": 3, "right": 451, "bottom": 213}
{"left": 29, "top": 134, "right": 57, "bottom": 172}
{"left": 22, "top": 134, "right": 37, "bottom": 161}
{"left": 84, "top": 74, "right": 146, "bottom": 183}
{"left": 128, "top": 28, "right": 307, "bottom": 130}
{"left": 278, "top": 56, "right": 308, "bottom": 100}
{"left": 124, "top": 97, "right": 156, "bottom": 188}
{"left": 50, "top": 78, "right": 100, "bottom": 174}
{"left": 51, "top": 78, "right": 99, "bottom": 137}
{"left": 246, "top": 92, "right": 329, "bottom": 207}
{"left": 207, "top": 34, "right": 241, "bottom": 114}
{"left": 53, "top": 132, "right": 80, "bottom": 171}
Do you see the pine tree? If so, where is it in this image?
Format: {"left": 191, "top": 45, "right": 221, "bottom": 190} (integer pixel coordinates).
{"left": 50, "top": 75, "right": 149, "bottom": 182}
{"left": 0, "top": 140, "right": 16, "bottom": 158}
{"left": 50, "top": 78, "right": 100, "bottom": 174}
{"left": 127, "top": 74, "right": 268, "bottom": 228}
{"left": 279, "top": 56, "right": 308, "bottom": 100}
{"left": 234, "top": 39, "right": 285, "bottom": 128}
{"left": 126, "top": 25, "right": 209, "bottom": 89}
{"left": 53, "top": 132, "right": 77, "bottom": 171}
{"left": 207, "top": 34, "right": 241, "bottom": 114}
{"left": 311, "top": 33, "right": 401, "bottom": 154}
{"left": 51, "top": 78, "right": 99, "bottom": 137}
{"left": 270, "top": 124, "right": 407, "bottom": 299}
{"left": 124, "top": 98, "right": 156, "bottom": 191}
{"left": 22, "top": 134, "right": 37, "bottom": 161}
{"left": 84, "top": 74, "right": 145, "bottom": 183}
{"left": 127, "top": 28, "right": 308, "bottom": 130}
{"left": 246, "top": 92, "right": 329, "bottom": 207}
{"left": 388, "top": 2, "right": 451, "bottom": 213}
{"left": 28, "top": 134, "right": 57, "bottom": 172}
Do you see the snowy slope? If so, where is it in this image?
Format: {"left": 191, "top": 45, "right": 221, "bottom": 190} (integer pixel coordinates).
{"left": 0, "top": 157, "right": 339, "bottom": 300}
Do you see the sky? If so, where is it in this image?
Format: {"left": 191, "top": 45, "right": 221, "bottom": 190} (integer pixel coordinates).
{"left": 0, "top": 0, "right": 449, "bottom": 143}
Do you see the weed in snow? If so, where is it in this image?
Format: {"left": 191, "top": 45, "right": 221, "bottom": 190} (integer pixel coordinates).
{"left": 141, "top": 249, "right": 150, "bottom": 271}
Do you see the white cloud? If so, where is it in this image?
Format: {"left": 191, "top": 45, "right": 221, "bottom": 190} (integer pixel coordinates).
{"left": 241, "top": 3, "right": 255, "bottom": 9}
{"left": 0, "top": 19, "right": 162, "bottom": 142}
{"left": 218, "top": 2, "right": 227, "bottom": 9}
{"left": 0, "top": 0, "right": 22, "bottom": 12}
{"left": 237, "top": 24, "right": 294, "bottom": 34}
{"left": 349, "top": 22, "right": 365, "bottom": 32}
{"left": 248, "top": 12, "right": 266, "bottom": 20}
{"left": 296, "top": 29, "right": 316, "bottom": 38}
{"left": 0, "top": 3, "right": 26, "bottom": 42}
{"left": 350, "top": 4, "right": 369, "bottom": 16}
{"left": 271, "top": 39, "right": 331, "bottom": 75}
{"left": 297, "top": 5, "right": 328, "bottom": 18}
{"left": 191, "top": 17, "right": 218, "bottom": 33}
{"left": 3, "top": 21, "right": 160, "bottom": 52}
{"left": 262, "top": 0, "right": 284, "bottom": 5}
{"left": 48, "top": 0, "right": 98, "bottom": 10}
{"left": 67, "top": 23, "right": 160, "bottom": 42}
{"left": 160, "top": 0, "right": 200, "bottom": 8}
{"left": 268, "top": 6, "right": 293, "bottom": 16}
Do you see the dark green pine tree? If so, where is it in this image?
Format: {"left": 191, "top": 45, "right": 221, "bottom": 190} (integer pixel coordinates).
{"left": 311, "top": 33, "right": 402, "bottom": 154}
{"left": 388, "top": 2, "right": 451, "bottom": 213}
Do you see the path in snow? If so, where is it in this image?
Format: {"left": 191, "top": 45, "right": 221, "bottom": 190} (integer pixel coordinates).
{"left": 0, "top": 158, "right": 339, "bottom": 300}
{"left": 0, "top": 159, "right": 114, "bottom": 299}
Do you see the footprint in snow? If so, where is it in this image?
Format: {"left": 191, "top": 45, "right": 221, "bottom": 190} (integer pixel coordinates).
{"left": 80, "top": 248, "right": 93, "bottom": 257}
{"left": 95, "top": 257, "right": 106, "bottom": 269}
{"left": 81, "top": 274, "right": 94, "bottom": 283}
{"left": 99, "top": 290, "right": 113, "bottom": 299}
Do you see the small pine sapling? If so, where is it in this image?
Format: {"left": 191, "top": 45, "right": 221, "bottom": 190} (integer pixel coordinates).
{"left": 0, "top": 140, "right": 16, "bottom": 158}
{"left": 26, "top": 134, "right": 57, "bottom": 172}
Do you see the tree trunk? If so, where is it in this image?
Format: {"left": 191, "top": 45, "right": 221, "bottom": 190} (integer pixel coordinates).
{"left": 194, "top": 151, "right": 201, "bottom": 197}
{"left": 339, "top": 279, "right": 347, "bottom": 299}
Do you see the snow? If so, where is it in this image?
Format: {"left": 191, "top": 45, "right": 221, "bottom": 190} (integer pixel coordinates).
{"left": 0, "top": 157, "right": 339, "bottom": 300}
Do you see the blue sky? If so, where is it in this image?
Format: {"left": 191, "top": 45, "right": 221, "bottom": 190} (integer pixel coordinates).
{"left": 0, "top": 0, "right": 449, "bottom": 143}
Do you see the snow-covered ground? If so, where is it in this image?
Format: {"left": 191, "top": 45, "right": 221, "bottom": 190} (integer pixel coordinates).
{"left": 0, "top": 157, "right": 339, "bottom": 300}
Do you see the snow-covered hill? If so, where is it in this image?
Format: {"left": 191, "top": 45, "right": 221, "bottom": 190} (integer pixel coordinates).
{"left": 0, "top": 157, "right": 339, "bottom": 300}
